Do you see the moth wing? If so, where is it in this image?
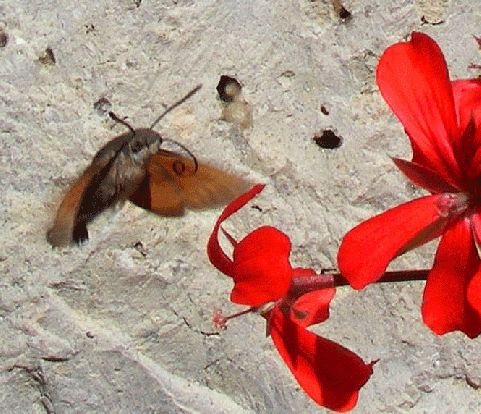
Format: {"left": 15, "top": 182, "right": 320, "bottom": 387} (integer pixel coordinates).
{"left": 47, "top": 161, "right": 108, "bottom": 247}
{"left": 130, "top": 156, "right": 186, "bottom": 216}
{"left": 130, "top": 151, "right": 253, "bottom": 217}
{"left": 178, "top": 158, "right": 254, "bottom": 211}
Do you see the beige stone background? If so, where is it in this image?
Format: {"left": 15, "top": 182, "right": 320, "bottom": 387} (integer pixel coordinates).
{"left": 1, "top": 0, "right": 480, "bottom": 412}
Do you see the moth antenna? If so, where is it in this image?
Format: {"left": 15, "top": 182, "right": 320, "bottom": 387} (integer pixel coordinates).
{"left": 150, "top": 84, "right": 202, "bottom": 130}
{"left": 109, "top": 111, "right": 136, "bottom": 134}
{"left": 162, "top": 138, "right": 199, "bottom": 175}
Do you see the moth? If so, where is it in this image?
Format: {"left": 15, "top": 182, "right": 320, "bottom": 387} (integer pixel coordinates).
{"left": 47, "top": 85, "right": 254, "bottom": 247}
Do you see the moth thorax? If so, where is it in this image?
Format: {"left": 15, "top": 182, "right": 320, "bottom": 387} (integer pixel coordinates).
{"left": 129, "top": 140, "right": 161, "bottom": 164}
{"left": 129, "top": 130, "right": 162, "bottom": 164}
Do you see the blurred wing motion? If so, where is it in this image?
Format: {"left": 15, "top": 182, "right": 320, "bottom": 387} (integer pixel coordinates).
{"left": 47, "top": 84, "right": 255, "bottom": 247}
{"left": 48, "top": 147, "right": 254, "bottom": 247}
{"left": 130, "top": 150, "right": 254, "bottom": 216}
{"left": 47, "top": 159, "right": 112, "bottom": 247}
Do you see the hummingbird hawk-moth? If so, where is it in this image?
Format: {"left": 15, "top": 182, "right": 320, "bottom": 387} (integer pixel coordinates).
{"left": 47, "top": 85, "right": 254, "bottom": 247}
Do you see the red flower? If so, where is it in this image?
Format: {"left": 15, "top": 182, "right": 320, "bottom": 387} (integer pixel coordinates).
{"left": 337, "top": 32, "right": 481, "bottom": 338}
{"left": 207, "top": 184, "right": 292, "bottom": 307}
{"left": 208, "top": 185, "right": 374, "bottom": 412}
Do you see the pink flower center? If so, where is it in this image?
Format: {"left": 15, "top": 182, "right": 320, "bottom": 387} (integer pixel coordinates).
{"left": 436, "top": 193, "right": 469, "bottom": 217}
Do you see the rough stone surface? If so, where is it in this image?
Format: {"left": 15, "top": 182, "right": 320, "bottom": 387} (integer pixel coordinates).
{"left": 1, "top": 0, "right": 480, "bottom": 412}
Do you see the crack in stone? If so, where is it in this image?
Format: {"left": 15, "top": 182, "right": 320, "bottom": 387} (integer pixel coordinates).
{"left": 11, "top": 364, "right": 55, "bottom": 414}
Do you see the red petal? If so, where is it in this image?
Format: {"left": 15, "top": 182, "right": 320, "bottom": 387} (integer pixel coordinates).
{"left": 467, "top": 271, "right": 481, "bottom": 318}
{"left": 290, "top": 268, "right": 335, "bottom": 327}
{"left": 290, "top": 289, "right": 335, "bottom": 327}
{"left": 456, "top": 117, "right": 479, "bottom": 184}
{"left": 392, "top": 158, "right": 458, "bottom": 193}
{"left": 207, "top": 184, "right": 265, "bottom": 276}
{"left": 221, "top": 227, "right": 238, "bottom": 248}
{"left": 451, "top": 80, "right": 481, "bottom": 182}
{"left": 422, "top": 217, "right": 481, "bottom": 338}
{"left": 452, "top": 79, "right": 481, "bottom": 132}
{"left": 466, "top": 212, "right": 481, "bottom": 317}
{"left": 269, "top": 307, "right": 374, "bottom": 412}
{"left": 231, "top": 226, "right": 292, "bottom": 306}
{"left": 338, "top": 195, "right": 448, "bottom": 289}
{"left": 376, "top": 32, "right": 461, "bottom": 187}
{"left": 471, "top": 210, "right": 481, "bottom": 254}
{"left": 466, "top": 126, "right": 481, "bottom": 184}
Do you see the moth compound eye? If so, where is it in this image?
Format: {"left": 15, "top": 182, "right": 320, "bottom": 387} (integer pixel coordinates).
{"left": 131, "top": 141, "right": 144, "bottom": 154}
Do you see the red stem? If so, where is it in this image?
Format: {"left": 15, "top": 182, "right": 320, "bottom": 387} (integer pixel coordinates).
{"left": 288, "top": 269, "right": 430, "bottom": 297}
{"left": 334, "top": 269, "right": 430, "bottom": 286}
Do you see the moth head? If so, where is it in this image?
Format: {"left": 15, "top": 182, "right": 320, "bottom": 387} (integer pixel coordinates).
{"left": 108, "top": 113, "right": 163, "bottom": 160}
{"left": 128, "top": 128, "right": 163, "bottom": 158}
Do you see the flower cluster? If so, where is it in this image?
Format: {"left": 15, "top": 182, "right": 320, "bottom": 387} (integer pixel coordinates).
{"left": 338, "top": 32, "right": 481, "bottom": 338}
{"left": 206, "top": 33, "right": 481, "bottom": 411}
{"left": 208, "top": 185, "right": 374, "bottom": 412}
